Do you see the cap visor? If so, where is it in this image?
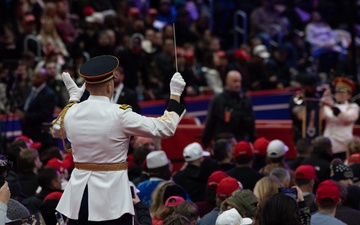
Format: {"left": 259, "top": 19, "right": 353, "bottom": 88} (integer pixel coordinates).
{"left": 242, "top": 218, "right": 253, "bottom": 225}
{"left": 260, "top": 52, "right": 270, "bottom": 59}
{"left": 202, "top": 151, "right": 210, "bottom": 157}
{"left": 31, "top": 142, "right": 42, "bottom": 149}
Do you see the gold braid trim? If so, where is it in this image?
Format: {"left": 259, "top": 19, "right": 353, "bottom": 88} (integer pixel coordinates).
{"left": 52, "top": 102, "right": 76, "bottom": 153}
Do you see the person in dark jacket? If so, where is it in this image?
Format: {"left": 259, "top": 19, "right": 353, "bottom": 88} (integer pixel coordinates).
{"left": 22, "top": 167, "right": 62, "bottom": 215}
{"left": 173, "top": 142, "right": 210, "bottom": 202}
{"left": 226, "top": 141, "right": 264, "bottom": 191}
{"left": 201, "top": 70, "right": 256, "bottom": 149}
{"left": 14, "top": 68, "right": 56, "bottom": 152}
{"left": 301, "top": 136, "right": 332, "bottom": 192}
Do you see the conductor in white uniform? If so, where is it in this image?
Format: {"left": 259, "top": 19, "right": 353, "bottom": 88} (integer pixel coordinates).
{"left": 51, "top": 55, "right": 186, "bottom": 224}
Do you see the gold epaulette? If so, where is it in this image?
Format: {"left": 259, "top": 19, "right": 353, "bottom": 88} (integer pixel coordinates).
{"left": 52, "top": 102, "right": 76, "bottom": 153}
{"left": 119, "top": 104, "right": 132, "bottom": 110}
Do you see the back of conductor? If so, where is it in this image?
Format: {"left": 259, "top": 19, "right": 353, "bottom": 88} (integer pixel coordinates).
{"left": 51, "top": 55, "right": 186, "bottom": 224}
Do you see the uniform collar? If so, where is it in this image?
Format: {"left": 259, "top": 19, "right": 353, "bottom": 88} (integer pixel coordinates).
{"left": 88, "top": 95, "right": 111, "bottom": 102}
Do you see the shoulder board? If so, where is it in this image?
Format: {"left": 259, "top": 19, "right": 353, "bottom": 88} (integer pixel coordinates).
{"left": 119, "top": 104, "right": 132, "bottom": 110}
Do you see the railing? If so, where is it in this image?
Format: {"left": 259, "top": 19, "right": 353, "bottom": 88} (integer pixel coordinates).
{"left": 23, "top": 35, "right": 41, "bottom": 62}
{"left": 233, "top": 10, "right": 248, "bottom": 49}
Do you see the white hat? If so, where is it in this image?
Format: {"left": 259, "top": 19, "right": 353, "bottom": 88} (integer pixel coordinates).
{"left": 146, "top": 150, "right": 169, "bottom": 169}
{"left": 85, "top": 12, "right": 104, "bottom": 24}
{"left": 183, "top": 142, "right": 210, "bottom": 162}
{"left": 253, "top": 45, "right": 270, "bottom": 59}
{"left": 216, "top": 208, "right": 253, "bottom": 225}
{"left": 267, "top": 139, "right": 289, "bottom": 158}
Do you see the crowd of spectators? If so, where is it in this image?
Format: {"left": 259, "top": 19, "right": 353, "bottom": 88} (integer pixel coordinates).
{"left": 1, "top": 0, "right": 360, "bottom": 224}
{"left": 1, "top": 0, "right": 359, "bottom": 114}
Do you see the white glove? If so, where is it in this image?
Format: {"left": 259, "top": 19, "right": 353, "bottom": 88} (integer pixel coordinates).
{"left": 62, "top": 72, "right": 85, "bottom": 102}
{"left": 170, "top": 72, "right": 185, "bottom": 96}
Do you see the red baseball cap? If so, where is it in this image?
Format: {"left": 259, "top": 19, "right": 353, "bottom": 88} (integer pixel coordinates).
{"left": 82, "top": 6, "right": 95, "bottom": 16}
{"left": 295, "top": 165, "right": 317, "bottom": 180}
{"left": 43, "top": 191, "right": 62, "bottom": 202}
{"left": 253, "top": 137, "right": 269, "bottom": 156}
{"left": 15, "top": 135, "right": 41, "bottom": 149}
{"left": 164, "top": 196, "right": 185, "bottom": 207}
{"left": 234, "top": 141, "right": 254, "bottom": 159}
{"left": 207, "top": 171, "right": 228, "bottom": 190}
{"left": 129, "top": 7, "right": 140, "bottom": 16}
{"left": 216, "top": 50, "right": 227, "bottom": 58}
{"left": 216, "top": 177, "right": 241, "bottom": 201}
{"left": 348, "top": 153, "right": 360, "bottom": 164}
{"left": 233, "top": 49, "right": 250, "bottom": 61}
{"left": 147, "top": 8, "right": 158, "bottom": 15}
{"left": 46, "top": 157, "right": 67, "bottom": 173}
{"left": 316, "top": 180, "right": 340, "bottom": 205}
{"left": 63, "top": 153, "right": 74, "bottom": 169}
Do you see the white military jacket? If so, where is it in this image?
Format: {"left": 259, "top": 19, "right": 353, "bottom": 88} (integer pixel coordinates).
{"left": 52, "top": 96, "right": 185, "bottom": 221}
{"left": 323, "top": 101, "right": 359, "bottom": 154}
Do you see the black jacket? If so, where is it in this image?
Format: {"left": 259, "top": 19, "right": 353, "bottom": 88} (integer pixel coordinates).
{"left": 202, "top": 90, "right": 256, "bottom": 148}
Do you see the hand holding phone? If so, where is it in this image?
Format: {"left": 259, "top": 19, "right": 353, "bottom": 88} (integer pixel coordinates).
{"left": 278, "top": 187, "right": 298, "bottom": 199}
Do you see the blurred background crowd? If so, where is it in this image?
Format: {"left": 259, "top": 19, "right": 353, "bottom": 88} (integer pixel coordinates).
{"left": 1, "top": 0, "right": 360, "bottom": 224}
{"left": 1, "top": 0, "right": 360, "bottom": 113}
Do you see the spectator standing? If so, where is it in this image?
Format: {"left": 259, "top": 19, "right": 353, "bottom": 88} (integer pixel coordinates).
{"left": 261, "top": 188, "right": 311, "bottom": 225}
{"left": 22, "top": 167, "right": 62, "bottom": 215}
{"left": 198, "top": 177, "right": 242, "bottom": 225}
{"left": 212, "top": 139, "right": 235, "bottom": 172}
{"left": 226, "top": 141, "right": 264, "bottom": 190}
{"left": 202, "top": 70, "right": 256, "bottom": 149}
{"left": 345, "top": 137, "right": 360, "bottom": 165}
{"left": 15, "top": 68, "right": 56, "bottom": 152}
{"left": 294, "top": 165, "right": 317, "bottom": 212}
{"left": 195, "top": 171, "right": 228, "bottom": 218}
{"left": 173, "top": 142, "right": 210, "bottom": 202}
{"left": 111, "top": 66, "right": 140, "bottom": 113}
{"left": 270, "top": 167, "right": 290, "bottom": 188}
{"left": 334, "top": 182, "right": 360, "bottom": 225}
{"left": 137, "top": 150, "right": 171, "bottom": 208}
{"left": 301, "top": 136, "right": 333, "bottom": 191}
{"left": 252, "top": 137, "right": 270, "bottom": 171}
{"left": 45, "top": 61, "right": 68, "bottom": 109}
{"left": 174, "top": 201, "right": 200, "bottom": 224}
{"left": 330, "top": 161, "right": 354, "bottom": 188}
{"left": 288, "top": 138, "right": 313, "bottom": 171}
{"left": 259, "top": 139, "right": 293, "bottom": 184}
{"left": 152, "top": 196, "right": 185, "bottom": 225}
{"left": 311, "top": 180, "right": 346, "bottom": 225}
{"left": 16, "top": 148, "right": 42, "bottom": 198}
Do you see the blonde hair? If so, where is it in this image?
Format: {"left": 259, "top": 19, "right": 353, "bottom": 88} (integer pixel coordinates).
{"left": 253, "top": 176, "right": 280, "bottom": 204}
{"left": 150, "top": 180, "right": 175, "bottom": 217}
{"left": 17, "top": 148, "right": 39, "bottom": 173}
{"left": 347, "top": 136, "right": 360, "bottom": 156}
